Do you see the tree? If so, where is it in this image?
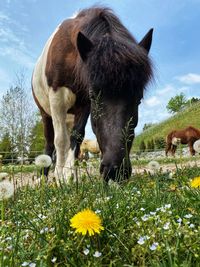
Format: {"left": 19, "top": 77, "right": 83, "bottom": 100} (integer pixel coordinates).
{"left": 139, "top": 140, "right": 146, "bottom": 152}
{"left": 186, "top": 97, "right": 200, "bottom": 107}
{"left": 166, "top": 93, "right": 187, "bottom": 114}
{"left": 0, "top": 133, "right": 15, "bottom": 164}
{"left": 143, "top": 123, "right": 156, "bottom": 131}
{"left": 0, "top": 73, "right": 35, "bottom": 163}
{"left": 154, "top": 137, "right": 166, "bottom": 149}
{"left": 147, "top": 139, "right": 154, "bottom": 151}
{"left": 28, "top": 113, "right": 45, "bottom": 161}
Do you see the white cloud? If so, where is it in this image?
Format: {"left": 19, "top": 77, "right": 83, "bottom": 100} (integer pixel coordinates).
{"left": 144, "top": 96, "right": 161, "bottom": 107}
{"left": 157, "top": 84, "right": 173, "bottom": 96}
{"left": 0, "top": 11, "right": 34, "bottom": 69}
{"left": 176, "top": 73, "right": 200, "bottom": 84}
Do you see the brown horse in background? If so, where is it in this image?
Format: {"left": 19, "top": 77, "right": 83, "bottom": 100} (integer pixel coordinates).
{"left": 165, "top": 126, "right": 200, "bottom": 156}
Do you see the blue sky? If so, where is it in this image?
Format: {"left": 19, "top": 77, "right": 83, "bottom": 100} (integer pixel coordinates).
{"left": 0, "top": 0, "right": 200, "bottom": 138}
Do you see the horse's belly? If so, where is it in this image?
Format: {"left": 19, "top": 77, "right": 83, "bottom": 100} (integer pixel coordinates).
{"left": 32, "top": 66, "right": 51, "bottom": 116}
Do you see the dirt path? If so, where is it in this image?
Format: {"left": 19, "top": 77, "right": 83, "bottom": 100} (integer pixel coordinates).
{"left": 133, "top": 158, "right": 200, "bottom": 174}
{"left": 2, "top": 159, "right": 200, "bottom": 188}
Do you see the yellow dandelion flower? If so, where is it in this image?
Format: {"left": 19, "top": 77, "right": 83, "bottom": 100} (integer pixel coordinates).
{"left": 190, "top": 177, "right": 200, "bottom": 188}
{"left": 70, "top": 209, "right": 104, "bottom": 236}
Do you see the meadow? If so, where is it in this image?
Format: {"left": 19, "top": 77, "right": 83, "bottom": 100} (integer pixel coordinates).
{"left": 133, "top": 102, "right": 200, "bottom": 150}
{"left": 0, "top": 156, "right": 200, "bottom": 267}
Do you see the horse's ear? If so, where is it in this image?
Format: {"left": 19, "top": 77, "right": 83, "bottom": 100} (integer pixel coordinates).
{"left": 77, "top": 32, "right": 94, "bottom": 61}
{"left": 139, "top": 28, "right": 153, "bottom": 53}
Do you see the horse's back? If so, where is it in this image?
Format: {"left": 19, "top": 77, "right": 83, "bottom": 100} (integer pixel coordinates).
{"left": 32, "top": 26, "right": 61, "bottom": 116}
{"left": 32, "top": 19, "right": 77, "bottom": 117}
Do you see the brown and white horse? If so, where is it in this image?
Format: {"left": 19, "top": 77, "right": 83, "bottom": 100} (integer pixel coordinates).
{"left": 165, "top": 126, "right": 200, "bottom": 156}
{"left": 32, "top": 7, "right": 153, "bottom": 182}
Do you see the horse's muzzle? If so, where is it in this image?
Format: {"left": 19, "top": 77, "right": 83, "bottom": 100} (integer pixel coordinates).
{"left": 100, "top": 160, "right": 132, "bottom": 182}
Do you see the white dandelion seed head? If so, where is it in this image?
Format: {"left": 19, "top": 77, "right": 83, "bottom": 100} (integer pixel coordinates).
{"left": 0, "top": 172, "right": 9, "bottom": 181}
{"left": 147, "top": 161, "right": 160, "bottom": 171}
{"left": 93, "top": 251, "right": 102, "bottom": 257}
{"left": 0, "top": 180, "right": 14, "bottom": 200}
{"left": 35, "top": 154, "right": 52, "bottom": 168}
{"left": 193, "top": 139, "right": 200, "bottom": 153}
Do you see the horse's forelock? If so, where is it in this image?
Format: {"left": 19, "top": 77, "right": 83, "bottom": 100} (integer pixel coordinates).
{"left": 87, "top": 36, "right": 152, "bottom": 97}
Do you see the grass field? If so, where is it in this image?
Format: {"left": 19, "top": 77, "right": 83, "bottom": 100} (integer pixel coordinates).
{"left": 0, "top": 159, "right": 200, "bottom": 267}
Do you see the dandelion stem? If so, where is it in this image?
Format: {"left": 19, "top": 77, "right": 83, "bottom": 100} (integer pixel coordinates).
{"left": 105, "top": 228, "right": 129, "bottom": 251}
{"left": 1, "top": 200, "right": 4, "bottom": 222}
{"left": 77, "top": 235, "right": 85, "bottom": 250}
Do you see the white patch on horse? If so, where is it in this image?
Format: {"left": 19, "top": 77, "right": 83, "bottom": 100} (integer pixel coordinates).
{"left": 32, "top": 24, "right": 77, "bottom": 182}
{"left": 32, "top": 26, "right": 61, "bottom": 115}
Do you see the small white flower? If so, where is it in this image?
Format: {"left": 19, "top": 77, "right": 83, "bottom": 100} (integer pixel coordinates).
{"left": 95, "top": 209, "right": 101, "bottom": 214}
{"left": 147, "top": 161, "right": 160, "bottom": 171}
{"left": 29, "top": 263, "right": 36, "bottom": 267}
{"left": 0, "top": 180, "right": 14, "bottom": 200}
{"left": 0, "top": 172, "right": 9, "bottom": 181}
{"left": 40, "top": 227, "right": 49, "bottom": 234}
{"left": 149, "top": 242, "right": 159, "bottom": 251}
{"left": 189, "top": 223, "right": 195, "bottom": 228}
{"left": 168, "top": 172, "right": 173, "bottom": 179}
{"left": 164, "top": 204, "right": 171, "bottom": 209}
{"left": 108, "top": 179, "right": 120, "bottom": 188}
{"left": 5, "top": 237, "right": 12, "bottom": 241}
{"left": 93, "top": 251, "right": 102, "bottom": 257}
{"left": 184, "top": 214, "right": 193, "bottom": 219}
{"left": 21, "top": 262, "right": 29, "bottom": 267}
{"left": 150, "top": 211, "right": 156, "bottom": 216}
{"left": 177, "top": 218, "right": 182, "bottom": 223}
{"left": 141, "top": 214, "right": 149, "bottom": 221}
{"left": 140, "top": 208, "right": 145, "bottom": 211}
{"left": 51, "top": 257, "right": 57, "bottom": 263}
{"left": 163, "top": 222, "right": 170, "bottom": 230}
{"left": 83, "top": 248, "right": 90, "bottom": 255}
{"left": 193, "top": 139, "right": 200, "bottom": 153}
{"left": 137, "top": 236, "right": 145, "bottom": 245}
{"left": 35, "top": 154, "right": 52, "bottom": 168}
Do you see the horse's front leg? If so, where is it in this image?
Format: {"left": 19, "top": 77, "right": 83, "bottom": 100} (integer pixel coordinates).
{"left": 64, "top": 105, "right": 90, "bottom": 181}
{"left": 49, "top": 88, "right": 75, "bottom": 182}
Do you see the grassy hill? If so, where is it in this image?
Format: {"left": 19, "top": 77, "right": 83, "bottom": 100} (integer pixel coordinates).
{"left": 133, "top": 102, "right": 200, "bottom": 150}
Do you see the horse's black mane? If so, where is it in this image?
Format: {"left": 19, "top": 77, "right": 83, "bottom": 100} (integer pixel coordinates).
{"left": 74, "top": 7, "right": 152, "bottom": 98}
